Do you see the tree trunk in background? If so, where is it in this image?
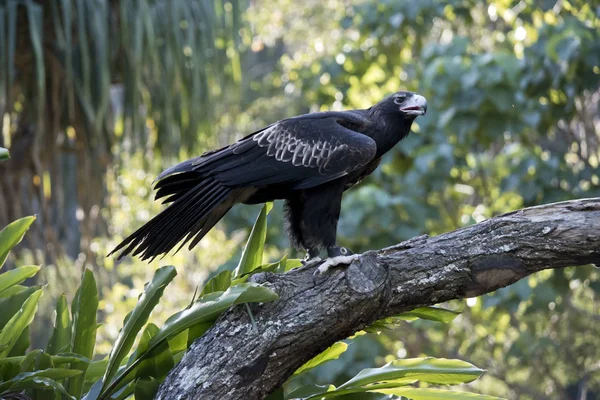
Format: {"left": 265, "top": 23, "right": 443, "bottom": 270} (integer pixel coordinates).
{"left": 0, "top": 2, "right": 113, "bottom": 269}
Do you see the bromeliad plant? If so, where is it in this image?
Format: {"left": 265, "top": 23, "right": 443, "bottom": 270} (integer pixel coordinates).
{"left": 0, "top": 174, "right": 502, "bottom": 400}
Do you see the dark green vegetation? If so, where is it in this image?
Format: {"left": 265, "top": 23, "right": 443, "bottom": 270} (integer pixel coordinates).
{"left": 1, "top": 0, "right": 599, "bottom": 399}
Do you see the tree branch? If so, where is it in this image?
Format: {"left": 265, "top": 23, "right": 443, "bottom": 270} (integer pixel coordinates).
{"left": 156, "top": 198, "right": 600, "bottom": 400}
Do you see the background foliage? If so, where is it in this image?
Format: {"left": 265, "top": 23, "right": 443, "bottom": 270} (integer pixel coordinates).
{"left": 1, "top": 0, "right": 599, "bottom": 399}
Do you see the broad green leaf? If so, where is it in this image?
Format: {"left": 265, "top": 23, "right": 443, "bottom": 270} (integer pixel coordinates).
{"left": 19, "top": 349, "right": 42, "bottom": 373}
{"left": 396, "top": 306, "right": 461, "bottom": 323}
{"left": 0, "top": 266, "right": 40, "bottom": 296}
{"left": 167, "top": 330, "right": 188, "bottom": 355}
{"left": 337, "top": 358, "right": 484, "bottom": 389}
{"left": 100, "top": 283, "right": 278, "bottom": 398}
{"left": 135, "top": 323, "right": 173, "bottom": 381}
{"left": 294, "top": 342, "right": 348, "bottom": 376}
{"left": 0, "top": 285, "right": 27, "bottom": 298}
{"left": 234, "top": 202, "right": 273, "bottom": 277}
{"left": 200, "top": 269, "right": 231, "bottom": 296}
{"left": 1, "top": 376, "right": 75, "bottom": 400}
{"left": 282, "top": 258, "right": 303, "bottom": 272}
{"left": 0, "top": 368, "right": 82, "bottom": 392}
{"left": 0, "top": 147, "right": 8, "bottom": 160}
{"left": 150, "top": 283, "right": 277, "bottom": 347}
{"left": 8, "top": 327, "right": 30, "bottom": 357}
{"left": 0, "top": 286, "right": 39, "bottom": 328}
{"left": 366, "top": 307, "right": 461, "bottom": 333}
{"left": 373, "top": 387, "right": 505, "bottom": 399}
{"left": 112, "top": 380, "right": 135, "bottom": 400}
{"left": 134, "top": 377, "right": 160, "bottom": 400}
{"left": 84, "top": 358, "right": 107, "bottom": 384}
{"left": 31, "top": 353, "right": 55, "bottom": 400}
{"left": 67, "top": 268, "right": 98, "bottom": 399}
{"left": 0, "top": 356, "right": 24, "bottom": 366}
{"left": 232, "top": 260, "right": 282, "bottom": 285}
{"left": 50, "top": 353, "right": 90, "bottom": 366}
{"left": 0, "top": 216, "right": 36, "bottom": 269}
{"left": 101, "top": 265, "right": 176, "bottom": 392}
{"left": 46, "top": 294, "right": 72, "bottom": 355}
{"left": 0, "top": 288, "right": 43, "bottom": 357}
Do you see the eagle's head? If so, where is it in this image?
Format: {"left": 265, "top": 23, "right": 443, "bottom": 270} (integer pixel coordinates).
{"left": 389, "top": 91, "right": 427, "bottom": 118}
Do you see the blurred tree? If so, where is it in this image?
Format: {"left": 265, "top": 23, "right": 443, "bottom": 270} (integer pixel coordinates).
{"left": 0, "top": 0, "right": 248, "bottom": 266}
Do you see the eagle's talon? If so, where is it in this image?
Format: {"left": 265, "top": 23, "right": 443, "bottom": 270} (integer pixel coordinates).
{"left": 314, "top": 254, "right": 361, "bottom": 276}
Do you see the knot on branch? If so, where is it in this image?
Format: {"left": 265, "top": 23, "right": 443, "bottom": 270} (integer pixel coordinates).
{"left": 346, "top": 251, "right": 388, "bottom": 294}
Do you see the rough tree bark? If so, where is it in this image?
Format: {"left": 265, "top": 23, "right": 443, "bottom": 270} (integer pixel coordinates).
{"left": 156, "top": 198, "right": 600, "bottom": 400}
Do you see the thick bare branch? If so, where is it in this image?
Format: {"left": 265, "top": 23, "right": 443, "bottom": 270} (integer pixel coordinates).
{"left": 156, "top": 198, "right": 600, "bottom": 400}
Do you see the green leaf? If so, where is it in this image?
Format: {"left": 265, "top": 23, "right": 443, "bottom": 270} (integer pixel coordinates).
{"left": 0, "top": 265, "right": 40, "bottom": 296}
{"left": 46, "top": 294, "right": 72, "bottom": 355}
{"left": 373, "top": 387, "right": 505, "bottom": 399}
{"left": 84, "top": 359, "right": 107, "bottom": 384}
{"left": 0, "top": 368, "right": 82, "bottom": 392}
{"left": 232, "top": 260, "right": 282, "bottom": 284}
{"left": 0, "top": 286, "right": 39, "bottom": 329}
{"left": 135, "top": 323, "right": 173, "bottom": 381}
{"left": 200, "top": 269, "right": 231, "bottom": 296}
{"left": 50, "top": 353, "right": 90, "bottom": 366}
{"left": 366, "top": 307, "right": 461, "bottom": 333}
{"left": 0, "top": 216, "right": 36, "bottom": 269}
{"left": 396, "top": 306, "right": 461, "bottom": 323}
{"left": 294, "top": 342, "right": 348, "bottom": 376}
{"left": 67, "top": 268, "right": 98, "bottom": 399}
{"left": 337, "top": 358, "right": 484, "bottom": 389}
{"left": 19, "top": 349, "right": 43, "bottom": 372}
{"left": 100, "top": 283, "right": 278, "bottom": 398}
{"left": 0, "top": 288, "right": 43, "bottom": 357}
{"left": 234, "top": 202, "right": 272, "bottom": 277}
{"left": 1, "top": 376, "right": 75, "bottom": 400}
{"left": 134, "top": 377, "right": 160, "bottom": 400}
{"left": 0, "top": 285, "right": 27, "bottom": 298}
{"left": 150, "top": 283, "right": 277, "bottom": 347}
{"left": 0, "top": 147, "right": 8, "bottom": 160}
{"left": 101, "top": 266, "right": 176, "bottom": 392}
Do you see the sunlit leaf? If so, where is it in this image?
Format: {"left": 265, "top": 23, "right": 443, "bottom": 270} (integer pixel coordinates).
{"left": 0, "top": 147, "right": 8, "bottom": 160}
{"left": 200, "top": 270, "right": 231, "bottom": 296}
{"left": 0, "top": 266, "right": 40, "bottom": 296}
{"left": 101, "top": 266, "right": 176, "bottom": 392}
{"left": 234, "top": 202, "right": 273, "bottom": 277}
{"left": 366, "top": 306, "right": 461, "bottom": 332}
{"left": 0, "top": 288, "right": 43, "bottom": 357}
{"left": 373, "top": 387, "right": 505, "bottom": 399}
{"left": 0, "top": 216, "right": 36, "bottom": 270}
{"left": 294, "top": 342, "right": 348, "bottom": 376}
{"left": 337, "top": 358, "right": 484, "bottom": 389}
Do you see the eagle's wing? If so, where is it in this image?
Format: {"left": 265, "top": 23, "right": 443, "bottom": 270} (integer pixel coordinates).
{"left": 172, "top": 111, "right": 377, "bottom": 190}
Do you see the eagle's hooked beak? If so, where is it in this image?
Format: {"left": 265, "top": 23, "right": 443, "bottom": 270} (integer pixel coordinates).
{"left": 401, "top": 94, "right": 427, "bottom": 116}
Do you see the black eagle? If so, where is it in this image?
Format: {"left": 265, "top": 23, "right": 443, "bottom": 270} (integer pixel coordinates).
{"left": 110, "top": 91, "right": 427, "bottom": 272}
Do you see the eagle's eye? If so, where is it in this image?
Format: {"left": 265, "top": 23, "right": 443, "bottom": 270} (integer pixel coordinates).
{"left": 393, "top": 95, "right": 406, "bottom": 105}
